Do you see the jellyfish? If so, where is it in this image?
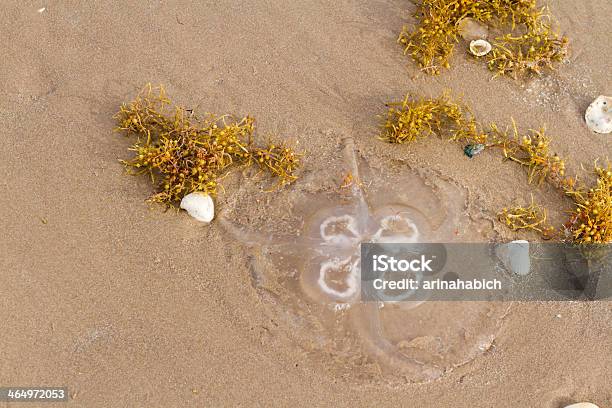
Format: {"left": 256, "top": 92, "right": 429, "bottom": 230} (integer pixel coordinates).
{"left": 220, "top": 137, "right": 510, "bottom": 384}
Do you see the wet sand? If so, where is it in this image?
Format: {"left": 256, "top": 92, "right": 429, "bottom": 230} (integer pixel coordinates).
{"left": 1, "top": 1, "right": 611, "bottom": 406}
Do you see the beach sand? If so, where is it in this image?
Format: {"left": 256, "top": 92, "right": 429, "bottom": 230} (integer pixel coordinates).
{"left": 1, "top": 0, "right": 610, "bottom": 406}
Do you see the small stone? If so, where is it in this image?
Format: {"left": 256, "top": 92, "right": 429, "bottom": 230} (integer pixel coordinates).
{"left": 180, "top": 192, "right": 215, "bottom": 223}
{"left": 564, "top": 403, "right": 599, "bottom": 408}
{"left": 464, "top": 143, "right": 485, "bottom": 158}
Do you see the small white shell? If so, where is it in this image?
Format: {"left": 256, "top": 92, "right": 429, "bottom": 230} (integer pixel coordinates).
{"left": 180, "top": 192, "right": 214, "bottom": 223}
{"left": 470, "top": 39, "right": 492, "bottom": 57}
{"left": 564, "top": 403, "right": 599, "bottom": 408}
{"left": 585, "top": 95, "right": 612, "bottom": 134}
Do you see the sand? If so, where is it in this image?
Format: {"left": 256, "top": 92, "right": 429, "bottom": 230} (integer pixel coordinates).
{"left": 1, "top": 0, "right": 610, "bottom": 406}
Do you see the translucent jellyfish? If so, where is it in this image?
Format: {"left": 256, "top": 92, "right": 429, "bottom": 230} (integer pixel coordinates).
{"left": 220, "top": 137, "right": 510, "bottom": 384}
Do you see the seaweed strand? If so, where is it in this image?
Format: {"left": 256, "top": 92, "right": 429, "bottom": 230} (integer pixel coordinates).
{"left": 115, "top": 84, "right": 301, "bottom": 206}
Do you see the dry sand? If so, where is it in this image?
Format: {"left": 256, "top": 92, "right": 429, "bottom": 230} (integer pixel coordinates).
{"left": 1, "top": 0, "right": 611, "bottom": 406}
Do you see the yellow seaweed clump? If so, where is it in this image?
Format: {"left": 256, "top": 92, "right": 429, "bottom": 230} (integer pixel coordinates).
{"left": 564, "top": 163, "right": 612, "bottom": 244}
{"left": 378, "top": 92, "right": 612, "bottom": 245}
{"left": 498, "top": 197, "right": 556, "bottom": 239}
{"left": 489, "top": 122, "right": 566, "bottom": 186}
{"left": 379, "top": 94, "right": 568, "bottom": 189}
{"left": 380, "top": 93, "right": 484, "bottom": 144}
{"left": 115, "top": 84, "right": 300, "bottom": 205}
{"left": 398, "top": 0, "right": 568, "bottom": 77}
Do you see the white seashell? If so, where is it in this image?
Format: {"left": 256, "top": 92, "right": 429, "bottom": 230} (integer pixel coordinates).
{"left": 563, "top": 403, "right": 599, "bottom": 408}
{"left": 470, "top": 39, "right": 492, "bottom": 57}
{"left": 496, "top": 240, "right": 530, "bottom": 276}
{"left": 457, "top": 17, "right": 488, "bottom": 41}
{"left": 180, "top": 192, "right": 214, "bottom": 223}
{"left": 585, "top": 95, "right": 612, "bottom": 134}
